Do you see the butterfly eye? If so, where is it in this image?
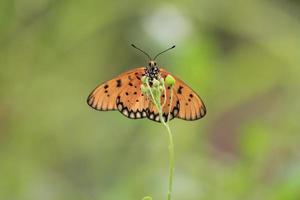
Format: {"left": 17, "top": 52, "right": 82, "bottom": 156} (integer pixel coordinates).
{"left": 154, "top": 62, "right": 157, "bottom": 66}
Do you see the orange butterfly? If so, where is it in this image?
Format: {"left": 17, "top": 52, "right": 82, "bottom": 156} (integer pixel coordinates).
{"left": 87, "top": 44, "right": 206, "bottom": 122}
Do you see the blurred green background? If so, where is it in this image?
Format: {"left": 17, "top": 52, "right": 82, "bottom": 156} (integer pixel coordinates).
{"left": 1, "top": 0, "right": 300, "bottom": 200}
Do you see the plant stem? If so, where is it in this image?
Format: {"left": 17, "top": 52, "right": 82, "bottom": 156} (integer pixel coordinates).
{"left": 161, "top": 118, "right": 174, "bottom": 200}
{"left": 146, "top": 81, "right": 175, "bottom": 200}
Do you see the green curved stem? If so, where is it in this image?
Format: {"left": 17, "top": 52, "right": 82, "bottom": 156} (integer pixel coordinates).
{"left": 145, "top": 81, "right": 175, "bottom": 200}
{"left": 162, "top": 119, "right": 174, "bottom": 200}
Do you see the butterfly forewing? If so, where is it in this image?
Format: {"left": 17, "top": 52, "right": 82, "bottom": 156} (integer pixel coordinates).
{"left": 116, "top": 69, "right": 150, "bottom": 119}
{"left": 87, "top": 67, "right": 145, "bottom": 111}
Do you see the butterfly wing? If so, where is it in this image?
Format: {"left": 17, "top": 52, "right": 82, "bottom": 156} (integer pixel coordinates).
{"left": 159, "top": 68, "right": 206, "bottom": 121}
{"left": 87, "top": 67, "right": 147, "bottom": 113}
{"left": 116, "top": 69, "right": 150, "bottom": 119}
{"left": 87, "top": 67, "right": 206, "bottom": 122}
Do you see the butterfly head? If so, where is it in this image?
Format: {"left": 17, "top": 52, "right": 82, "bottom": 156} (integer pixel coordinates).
{"left": 131, "top": 44, "right": 175, "bottom": 81}
{"left": 148, "top": 60, "right": 157, "bottom": 68}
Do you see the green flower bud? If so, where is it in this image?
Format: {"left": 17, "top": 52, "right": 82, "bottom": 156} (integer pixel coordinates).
{"left": 165, "top": 75, "right": 175, "bottom": 86}
{"left": 141, "top": 76, "right": 148, "bottom": 84}
{"left": 159, "top": 85, "right": 164, "bottom": 92}
{"left": 159, "top": 77, "right": 165, "bottom": 84}
{"left": 152, "top": 79, "right": 160, "bottom": 87}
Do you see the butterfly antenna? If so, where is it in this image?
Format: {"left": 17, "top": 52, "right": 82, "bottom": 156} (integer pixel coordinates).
{"left": 131, "top": 44, "right": 152, "bottom": 60}
{"left": 153, "top": 45, "right": 176, "bottom": 60}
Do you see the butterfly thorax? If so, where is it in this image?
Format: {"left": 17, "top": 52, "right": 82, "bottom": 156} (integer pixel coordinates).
{"left": 145, "top": 61, "right": 160, "bottom": 83}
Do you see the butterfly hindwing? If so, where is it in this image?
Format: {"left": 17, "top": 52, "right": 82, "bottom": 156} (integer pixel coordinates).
{"left": 160, "top": 69, "right": 206, "bottom": 121}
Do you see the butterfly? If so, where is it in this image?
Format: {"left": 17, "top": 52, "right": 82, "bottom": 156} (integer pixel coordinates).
{"left": 87, "top": 44, "right": 206, "bottom": 122}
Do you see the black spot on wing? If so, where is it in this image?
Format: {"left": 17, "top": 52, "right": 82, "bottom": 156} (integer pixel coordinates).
{"left": 177, "top": 86, "right": 183, "bottom": 94}
{"left": 116, "top": 79, "right": 122, "bottom": 87}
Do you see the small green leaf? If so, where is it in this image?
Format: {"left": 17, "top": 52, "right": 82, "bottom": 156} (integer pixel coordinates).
{"left": 141, "top": 84, "right": 148, "bottom": 94}
{"left": 142, "top": 196, "right": 153, "bottom": 200}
